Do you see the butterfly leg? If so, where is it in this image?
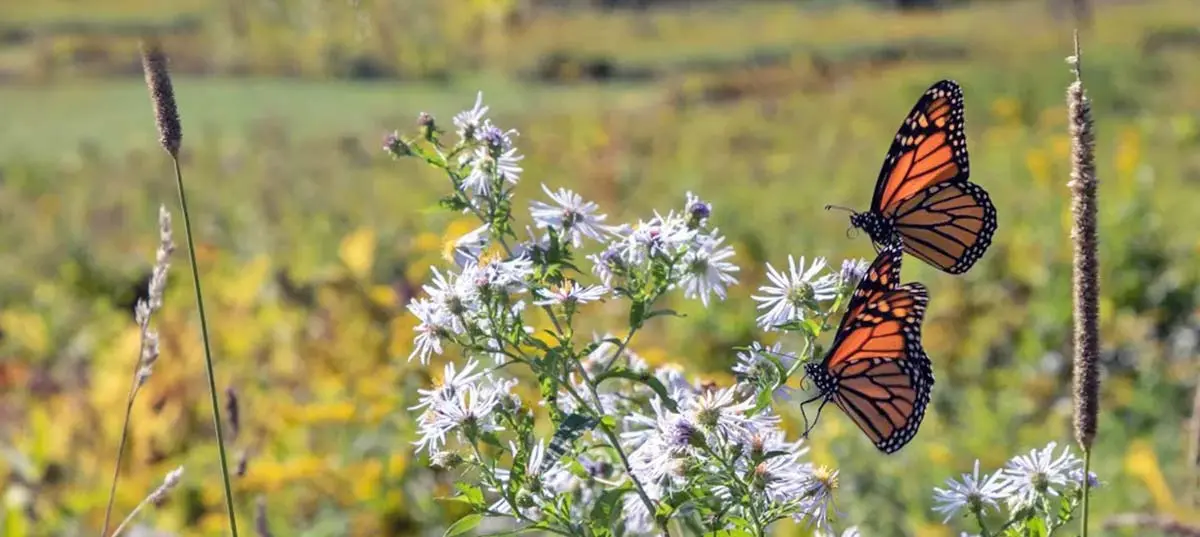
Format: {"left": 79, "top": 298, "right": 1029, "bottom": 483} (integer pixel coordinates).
{"left": 798, "top": 393, "right": 829, "bottom": 438}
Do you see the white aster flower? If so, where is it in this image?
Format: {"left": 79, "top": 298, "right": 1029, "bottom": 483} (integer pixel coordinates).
{"left": 739, "top": 428, "right": 812, "bottom": 505}
{"left": 413, "top": 383, "right": 503, "bottom": 454}
{"left": 685, "top": 387, "right": 756, "bottom": 444}
{"left": 533, "top": 280, "right": 608, "bottom": 306}
{"left": 407, "top": 298, "right": 450, "bottom": 364}
{"left": 451, "top": 224, "right": 490, "bottom": 266}
{"left": 453, "top": 91, "right": 489, "bottom": 142}
{"left": 461, "top": 144, "right": 524, "bottom": 196}
{"left": 796, "top": 465, "right": 840, "bottom": 534}
{"left": 588, "top": 243, "right": 625, "bottom": 286}
{"left": 422, "top": 267, "right": 479, "bottom": 334}
{"left": 838, "top": 258, "right": 870, "bottom": 288}
{"left": 474, "top": 256, "right": 532, "bottom": 293}
{"left": 530, "top": 184, "right": 609, "bottom": 247}
{"left": 1000, "top": 442, "right": 1081, "bottom": 507}
{"left": 733, "top": 342, "right": 796, "bottom": 400}
{"left": 679, "top": 233, "right": 740, "bottom": 306}
{"left": 478, "top": 124, "right": 518, "bottom": 153}
{"left": 932, "top": 459, "right": 1013, "bottom": 523}
{"left": 654, "top": 364, "right": 696, "bottom": 401}
{"left": 614, "top": 213, "right": 697, "bottom": 265}
{"left": 621, "top": 482, "right": 660, "bottom": 534}
{"left": 752, "top": 255, "right": 838, "bottom": 331}
{"left": 410, "top": 358, "right": 485, "bottom": 412}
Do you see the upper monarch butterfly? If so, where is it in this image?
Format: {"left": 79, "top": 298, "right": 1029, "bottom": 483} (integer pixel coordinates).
{"left": 830, "top": 80, "right": 998, "bottom": 275}
{"left": 800, "top": 239, "right": 934, "bottom": 454}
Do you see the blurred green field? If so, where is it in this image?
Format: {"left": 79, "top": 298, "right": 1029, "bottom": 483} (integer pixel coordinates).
{"left": 2, "top": 0, "right": 1200, "bottom": 536}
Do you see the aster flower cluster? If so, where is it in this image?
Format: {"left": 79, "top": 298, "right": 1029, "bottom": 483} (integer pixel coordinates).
{"left": 386, "top": 93, "right": 874, "bottom": 536}
{"left": 932, "top": 441, "right": 1101, "bottom": 536}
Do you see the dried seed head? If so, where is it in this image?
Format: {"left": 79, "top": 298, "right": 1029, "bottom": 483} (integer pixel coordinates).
{"left": 225, "top": 387, "right": 241, "bottom": 441}
{"left": 255, "top": 496, "right": 274, "bottom": 537}
{"left": 236, "top": 450, "right": 249, "bottom": 477}
{"left": 1068, "top": 32, "right": 1100, "bottom": 450}
{"left": 140, "top": 40, "right": 182, "bottom": 157}
{"left": 149, "top": 465, "right": 185, "bottom": 505}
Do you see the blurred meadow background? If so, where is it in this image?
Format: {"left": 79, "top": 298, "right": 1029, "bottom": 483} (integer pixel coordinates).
{"left": 2, "top": 0, "right": 1200, "bottom": 535}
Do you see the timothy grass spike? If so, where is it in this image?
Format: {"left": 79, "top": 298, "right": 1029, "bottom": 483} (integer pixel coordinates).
{"left": 1067, "top": 29, "right": 1099, "bottom": 537}
{"left": 140, "top": 40, "right": 182, "bottom": 158}
{"left": 139, "top": 40, "right": 240, "bottom": 537}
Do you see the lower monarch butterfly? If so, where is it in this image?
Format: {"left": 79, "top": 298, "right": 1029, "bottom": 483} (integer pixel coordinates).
{"left": 828, "top": 80, "right": 997, "bottom": 275}
{"left": 799, "top": 240, "right": 934, "bottom": 454}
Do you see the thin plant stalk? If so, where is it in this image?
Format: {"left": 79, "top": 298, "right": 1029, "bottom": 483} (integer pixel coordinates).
{"left": 141, "top": 40, "right": 240, "bottom": 536}
{"left": 172, "top": 156, "right": 240, "bottom": 536}
{"left": 101, "top": 208, "right": 172, "bottom": 537}
{"left": 99, "top": 352, "right": 149, "bottom": 535}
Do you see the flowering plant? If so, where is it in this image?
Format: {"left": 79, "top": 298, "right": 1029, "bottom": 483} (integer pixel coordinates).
{"left": 933, "top": 442, "right": 1101, "bottom": 537}
{"left": 386, "top": 92, "right": 1100, "bottom": 537}
{"left": 386, "top": 93, "right": 871, "bottom": 536}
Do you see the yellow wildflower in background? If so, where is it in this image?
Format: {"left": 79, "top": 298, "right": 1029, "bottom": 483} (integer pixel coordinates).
{"left": 1125, "top": 438, "right": 1177, "bottom": 515}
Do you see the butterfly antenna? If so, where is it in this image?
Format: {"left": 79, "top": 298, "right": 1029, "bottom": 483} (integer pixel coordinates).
{"left": 824, "top": 204, "right": 855, "bottom": 215}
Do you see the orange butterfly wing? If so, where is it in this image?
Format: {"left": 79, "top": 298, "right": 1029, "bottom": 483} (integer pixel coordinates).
{"left": 814, "top": 242, "right": 935, "bottom": 453}
{"left": 866, "top": 80, "right": 997, "bottom": 275}
{"left": 872, "top": 80, "right": 970, "bottom": 215}
{"left": 832, "top": 240, "right": 904, "bottom": 343}
{"left": 892, "top": 181, "right": 997, "bottom": 274}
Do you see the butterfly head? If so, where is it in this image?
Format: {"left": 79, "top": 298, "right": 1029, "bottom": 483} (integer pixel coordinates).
{"left": 802, "top": 361, "right": 834, "bottom": 395}
{"left": 848, "top": 211, "right": 892, "bottom": 245}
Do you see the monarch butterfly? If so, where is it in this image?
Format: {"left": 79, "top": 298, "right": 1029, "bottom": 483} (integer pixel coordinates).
{"left": 830, "top": 80, "right": 997, "bottom": 275}
{"left": 800, "top": 240, "right": 934, "bottom": 454}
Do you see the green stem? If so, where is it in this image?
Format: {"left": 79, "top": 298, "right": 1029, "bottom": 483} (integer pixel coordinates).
{"left": 171, "top": 156, "right": 240, "bottom": 536}
{"left": 108, "top": 489, "right": 154, "bottom": 537}
{"left": 99, "top": 375, "right": 144, "bottom": 536}
{"left": 974, "top": 505, "right": 991, "bottom": 537}
{"left": 560, "top": 361, "right": 665, "bottom": 536}
{"left": 101, "top": 314, "right": 154, "bottom": 537}
{"left": 1081, "top": 448, "right": 1092, "bottom": 537}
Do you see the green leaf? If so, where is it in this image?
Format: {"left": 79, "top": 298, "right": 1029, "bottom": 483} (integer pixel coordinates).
{"left": 646, "top": 309, "right": 685, "bottom": 320}
{"left": 1024, "top": 515, "right": 1048, "bottom": 537}
{"left": 705, "top": 530, "right": 754, "bottom": 537}
{"left": 508, "top": 436, "right": 531, "bottom": 495}
{"left": 438, "top": 195, "right": 470, "bottom": 212}
{"left": 478, "top": 526, "right": 548, "bottom": 537}
{"left": 477, "top": 431, "right": 504, "bottom": 448}
{"left": 444, "top": 514, "right": 483, "bottom": 537}
{"left": 751, "top": 385, "right": 775, "bottom": 415}
{"left": 594, "top": 367, "right": 680, "bottom": 412}
{"left": 629, "top": 300, "right": 648, "bottom": 329}
{"left": 600, "top": 415, "right": 618, "bottom": 430}
{"left": 590, "top": 487, "right": 629, "bottom": 529}
{"left": 454, "top": 483, "right": 485, "bottom": 505}
{"left": 542, "top": 413, "right": 600, "bottom": 474}
{"left": 435, "top": 495, "right": 475, "bottom": 506}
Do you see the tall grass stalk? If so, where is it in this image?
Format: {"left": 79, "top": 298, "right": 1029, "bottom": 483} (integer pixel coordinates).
{"left": 100, "top": 207, "right": 174, "bottom": 536}
{"left": 1067, "top": 30, "right": 1099, "bottom": 537}
{"left": 140, "top": 40, "right": 240, "bottom": 536}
